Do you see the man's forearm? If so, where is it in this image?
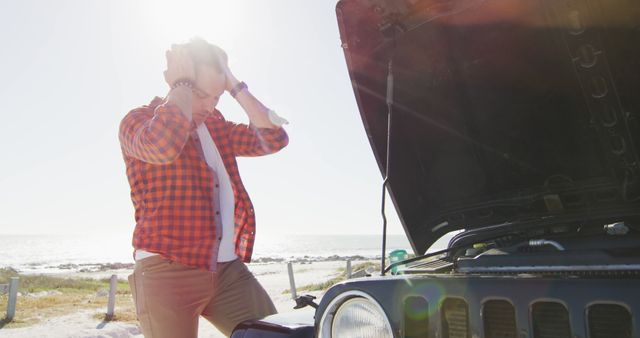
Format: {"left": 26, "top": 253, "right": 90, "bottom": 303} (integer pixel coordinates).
{"left": 119, "top": 103, "right": 191, "bottom": 164}
{"left": 228, "top": 77, "right": 279, "bottom": 129}
{"left": 167, "top": 83, "right": 193, "bottom": 121}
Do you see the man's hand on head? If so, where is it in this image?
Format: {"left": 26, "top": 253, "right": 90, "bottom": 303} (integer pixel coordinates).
{"left": 216, "top": 54, "right": 239, "bottom": 93}
{"left": 164, "top": 45, "right": 196, "bottom": 88}
{"left": 163, "top": 44, "right": 210, "bottom": 125}
{"left": 224, "top": 69, "right": 241, "bottom": 93}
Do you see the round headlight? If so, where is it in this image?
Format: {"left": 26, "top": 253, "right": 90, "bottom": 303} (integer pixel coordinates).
{"left": 319, "top": 291, "right": 394, "bottom": 338}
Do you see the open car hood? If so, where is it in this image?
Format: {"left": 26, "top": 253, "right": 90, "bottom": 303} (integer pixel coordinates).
{"left": 336, "top": 0, "right": 640, "bottom": 254}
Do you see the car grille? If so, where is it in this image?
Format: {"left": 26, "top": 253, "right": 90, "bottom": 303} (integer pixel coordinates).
{"left": 442, "top": 298, "right": 469, "bottom": 338}
{"left": 400, "top": 298, "right": 638, "bottom": 338}
{"left": 404, "top": 296, "right": 429, "bottom": 338}
{"left": 483, "top": 300, "right": 518, "bottom": 338}
{"left": 532, "top": 302, "right": 572, "bottom": 338}
{"left": 588, "top": 303, "right": 632, "bottom": 338}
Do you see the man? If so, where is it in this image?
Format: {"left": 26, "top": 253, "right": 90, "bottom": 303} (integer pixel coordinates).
{"left": 119, "top": 38, "right": 289, "bottom": 337}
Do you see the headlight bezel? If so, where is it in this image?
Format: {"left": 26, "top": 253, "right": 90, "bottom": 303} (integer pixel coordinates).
{"left": 318, "top": 290, "right": 395, "bottom": 338}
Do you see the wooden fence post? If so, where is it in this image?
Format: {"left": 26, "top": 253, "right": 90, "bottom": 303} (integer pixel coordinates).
{"left": 287, "top": 262, "right": 297, "bottom": 300}
{"left": 346, "top": 260, "right": 352, "bottom": 279}
{"left": 106, "top": 275, "right": 117, "bottom": 320}
{"left": 6, "top": 277, "right": 19, "bottom": 321}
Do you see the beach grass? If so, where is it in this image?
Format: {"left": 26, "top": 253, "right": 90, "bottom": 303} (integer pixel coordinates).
{"left": 283, "top": 262, "right": 380, "bottom": 294}
{"left": 0, "top": 268, "right": 136, "bottom": 329}
{"left": 0, "top": 260, "right": 369, "bottom": 330}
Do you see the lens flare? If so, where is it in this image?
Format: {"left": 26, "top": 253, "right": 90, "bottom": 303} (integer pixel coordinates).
{"left": 397, "top": 279, "right": 447, "bottom": 318}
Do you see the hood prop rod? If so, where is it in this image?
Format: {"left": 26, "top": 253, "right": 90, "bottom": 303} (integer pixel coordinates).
{"left": 381, "top": 58, "right": 394, "bottom": 276}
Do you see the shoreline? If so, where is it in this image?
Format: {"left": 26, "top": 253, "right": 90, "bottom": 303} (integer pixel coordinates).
{"left": 2, "top": 254, "right": 381, "bottom": 276}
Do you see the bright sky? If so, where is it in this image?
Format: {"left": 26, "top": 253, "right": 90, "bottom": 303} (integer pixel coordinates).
{"left": 0, "top": 0, "right": 409, "bottom": 238}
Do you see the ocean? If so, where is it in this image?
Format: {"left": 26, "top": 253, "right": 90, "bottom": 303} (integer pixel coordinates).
{"left": 0, "top": 233, "right": 434, "bottom": 274}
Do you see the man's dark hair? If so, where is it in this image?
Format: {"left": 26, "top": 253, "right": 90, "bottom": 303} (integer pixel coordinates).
{"left": 184, "top": 37, "right": 227, "bottom": 73}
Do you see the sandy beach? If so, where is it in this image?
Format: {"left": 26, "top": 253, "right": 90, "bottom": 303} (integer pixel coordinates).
{"left": 0, "top": 260, "right": 370, "bottom": 338}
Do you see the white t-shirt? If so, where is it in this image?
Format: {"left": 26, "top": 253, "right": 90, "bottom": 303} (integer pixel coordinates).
{"left": 196, "top": 123, "right": 238, "bottom": 262}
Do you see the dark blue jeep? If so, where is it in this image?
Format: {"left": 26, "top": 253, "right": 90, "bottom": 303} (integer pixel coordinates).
{"left": 232, "top": 0, "right": 640, "bottom": 337}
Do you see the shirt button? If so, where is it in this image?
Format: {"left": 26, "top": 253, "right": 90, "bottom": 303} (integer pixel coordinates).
{"left": 216, "top": 211, "right": 220, "bottom": 215}
{"left": 215, "top": 184, "right": 219, "bottom": 188}
{"left": 217, "top": 237, "right": 222, "bottom": 241}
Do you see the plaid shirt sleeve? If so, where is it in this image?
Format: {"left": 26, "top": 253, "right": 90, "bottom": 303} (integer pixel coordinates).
{"left": 226, "top": 122, "right": 289, "bottom": 157}
{"left": 119, "top": 102, "right": 193, "bottom": 164}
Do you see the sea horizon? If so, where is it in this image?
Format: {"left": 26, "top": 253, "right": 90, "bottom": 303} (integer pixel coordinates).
{"left": 0, "top": 233, "right": 433, "bottom": 274}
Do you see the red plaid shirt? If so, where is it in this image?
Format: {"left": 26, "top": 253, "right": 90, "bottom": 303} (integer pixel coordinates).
{"left": 119, "top": 97, "right": 288, "bottom": 271}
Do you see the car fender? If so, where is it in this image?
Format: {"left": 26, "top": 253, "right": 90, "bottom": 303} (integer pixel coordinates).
{"left": 231, "top": 309, "right": 315, "bottom": 338}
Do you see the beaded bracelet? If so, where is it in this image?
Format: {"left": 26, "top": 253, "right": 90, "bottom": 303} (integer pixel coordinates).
{"left": 171, "top": 78, "right": 195, "bottom": 89}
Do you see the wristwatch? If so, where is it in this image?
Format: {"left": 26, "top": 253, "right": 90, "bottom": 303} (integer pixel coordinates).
{"left": 229, "top": 81, "right": 249, "bottom": 99}
{"left": 230, "top": 81, "right": 248, "bottom": 98}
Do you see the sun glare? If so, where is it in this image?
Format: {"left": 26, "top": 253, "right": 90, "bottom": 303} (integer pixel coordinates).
{"left": 141, "top": 0, "right": 250, "bottom": 49}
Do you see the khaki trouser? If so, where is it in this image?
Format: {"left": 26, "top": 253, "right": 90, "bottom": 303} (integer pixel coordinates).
{"left": 127, "top": 255, "right": 277, "bottom": 337}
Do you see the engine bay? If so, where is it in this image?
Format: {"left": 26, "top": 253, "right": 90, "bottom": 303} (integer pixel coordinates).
{"left": 403, "top": 220, "right": 640, "bottom": 276}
